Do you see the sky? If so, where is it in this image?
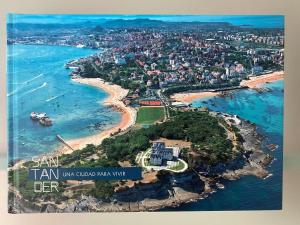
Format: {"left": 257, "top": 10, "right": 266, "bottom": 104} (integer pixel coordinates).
{"left": 8, "top": 14, "right": 284, "bottom": 28}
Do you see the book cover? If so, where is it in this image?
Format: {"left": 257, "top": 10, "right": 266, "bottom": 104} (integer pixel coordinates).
{"left": 7, "top": 14, "right": 284, "bottom": 213}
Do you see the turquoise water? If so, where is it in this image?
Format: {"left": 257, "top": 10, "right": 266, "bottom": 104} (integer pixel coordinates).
{"left": 7, "top": 45, "right": 121, "bottom": 160}
{"left": 171, "top": 80, "right": 283, "bottom": 210}
{"left": 7, "top": 15, "right": 284, "bottom": 210}
{"left": 194, "top": 81, "right": 284, "bottom": 135}
{"left": 7, "top": 44, "right": 283, "bottom": 210}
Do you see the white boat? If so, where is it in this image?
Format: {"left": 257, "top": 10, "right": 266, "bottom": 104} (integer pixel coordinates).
{"left": 76, "top": 44, "right": 85, "bottom": 48}
{"left": 30, "top": 112, "right": 53, "bottom": 126}
{"left": 216, "top": 182, "right": 225, "bottom": 189}
{"left": 30, "top": 112, "right": 47, "bottom": 120}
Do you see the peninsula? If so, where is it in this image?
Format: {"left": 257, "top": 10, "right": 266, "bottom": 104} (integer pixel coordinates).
{"left": 7, "top": 17, "right": 284, "bottom": 213}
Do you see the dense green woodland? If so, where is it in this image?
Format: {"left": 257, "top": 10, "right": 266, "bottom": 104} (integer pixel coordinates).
{"left": 9, "top": 111, "right": 238, "bottom": 202}
{"left": 82, "top": 61, "right": 148, "bottom": 93}
{"left": 162, "top": 82, "right": 239, "bottom": 96}
{"left": 102, "top": 111, "right": 234, "bottom": 166}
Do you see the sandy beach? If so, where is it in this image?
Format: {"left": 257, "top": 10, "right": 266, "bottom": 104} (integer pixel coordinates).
{"left": 56, "top": 78, "right": 136, "bottom": 155}
{"left": 240, "top": 71, "right": 284, "bottom": 88}
{"left": 11, "top": 77, "right": 137, "bottom": 170}
{"left": 171, "top": 71, "right": 284, "bottom": 104}
{"left": 171, "top": 91, "right": 219, "bottom": 104}
{"left": 11, "top": 71, "right": 283, "bottom": 170}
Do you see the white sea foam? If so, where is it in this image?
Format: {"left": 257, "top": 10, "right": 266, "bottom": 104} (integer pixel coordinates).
{"left": 23, "top": 73, "right": 44, "bottom": 84}
{"left": 7, "top": 89, "right": 18, "bottom": 97}
{"left": 23, "top": 82, "right": 47, "bottom": 95}
{"left": 7, "top": 73, "right": 44, "bottom": 97}
{"left": 45, "top": 92, "right": 66, "bottom": 102}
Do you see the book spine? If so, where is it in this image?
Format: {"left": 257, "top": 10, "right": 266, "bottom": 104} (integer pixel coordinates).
{"left": 7, "top": 13, "right": 18, "bottom": 214}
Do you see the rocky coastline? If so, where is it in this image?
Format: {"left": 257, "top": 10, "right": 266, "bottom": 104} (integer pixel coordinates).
{"left": 8, "top": 113, "right": 274, "bottom": 213}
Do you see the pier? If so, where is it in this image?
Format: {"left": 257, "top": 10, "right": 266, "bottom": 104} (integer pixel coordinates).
{"left": 56, "top": 135, "right": 74, "bottom": 151}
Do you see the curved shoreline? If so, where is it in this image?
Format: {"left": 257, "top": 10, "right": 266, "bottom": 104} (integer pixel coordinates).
{"left": 11, "top": 78, "right": 137, "bottom": 169}
{"left": 240, "top": 71, "right": 284, "bottom": 88}
{"left": 56, "top": 77, "right": 137, "bottom": 155}
{"left": 9, "top": 114, "right": 274, "bottom": 213}
{"left": 171, "top": 71, "right": 284, "bottom": 103}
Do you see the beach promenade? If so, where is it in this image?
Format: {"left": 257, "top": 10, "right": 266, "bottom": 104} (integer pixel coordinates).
{"left": 171, "top": 71, "right": 284, "bottom": 103}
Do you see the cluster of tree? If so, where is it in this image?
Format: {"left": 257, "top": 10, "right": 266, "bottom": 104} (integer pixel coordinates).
{"left": 9, "top": 111, "right": 240, "bottom": 202}
{"left": 210, "top": 66, "right": 226, "bottom": 74}
{"left": 81, "top": 63, "right": 100, "bottom": 78}
{"left": 257, "top": 59, "right": 283, "bottom": 70}
{"left": 59, "top": 144, "right": 100, "bottom": 166}
{"left": 158, "top": 112, "right": 234, "bottom": 166}
{"left": 101, "top": 111, "right": 235, "bottom": 166}
{"left": 8, "top": 144, "right": 119, "bottom": 203}
{"left": 102, "top": 130, "right": 151, "bottom": 164}
{"left": 163, "top": 82, "right": 239, "bottom": 96}
{"left": 226, "top": 52, "right": 252, "bottom": 69}
{"left": 81, "top": 61, "right": 147, "bottom": 94}
{"left": 88, "top": 181, "right": 115, "bottom": 201}
{"left": 8, "top": 169, "right": 64, "bottom": 202}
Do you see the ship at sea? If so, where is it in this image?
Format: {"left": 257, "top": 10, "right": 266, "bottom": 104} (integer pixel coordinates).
{"left": 7, "top": 44, "right": 121, "bottom": 160}
{"left": 30, "top": 112, "right": 53, "bottom": 126}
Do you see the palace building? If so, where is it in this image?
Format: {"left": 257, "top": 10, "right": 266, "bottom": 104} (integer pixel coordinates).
{"left": 150, "top": 142, "right": 176, "bottom": 166}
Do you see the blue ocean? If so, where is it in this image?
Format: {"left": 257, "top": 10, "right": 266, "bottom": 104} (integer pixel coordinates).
{"left": 7, "top": 44, "right": 121, "bottom": 160}
{"left": 172, "top": 81, "right": 283, "bottom": 210}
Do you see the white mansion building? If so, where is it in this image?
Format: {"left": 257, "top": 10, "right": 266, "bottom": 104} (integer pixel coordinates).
{"left": 150, "top": 142, "right": 180, "bottom": 166}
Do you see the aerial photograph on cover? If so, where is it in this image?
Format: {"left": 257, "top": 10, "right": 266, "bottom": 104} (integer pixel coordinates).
{"left": 7, "top": 15, "right": 284, "bottom": 213}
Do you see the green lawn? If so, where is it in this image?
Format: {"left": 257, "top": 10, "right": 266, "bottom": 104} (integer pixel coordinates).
{"left": 136, "top": 107, "right": 165, "bottom": 125}
{"left": 169, "top": 160, "right": 186, "bottom": 171}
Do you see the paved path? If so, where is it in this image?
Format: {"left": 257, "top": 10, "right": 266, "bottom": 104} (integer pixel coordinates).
{"left": 140, "top": 148, "right": 188, "bottom": 173}
{"left": 165, "top": 158, "right": 188, "bottom": 173}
